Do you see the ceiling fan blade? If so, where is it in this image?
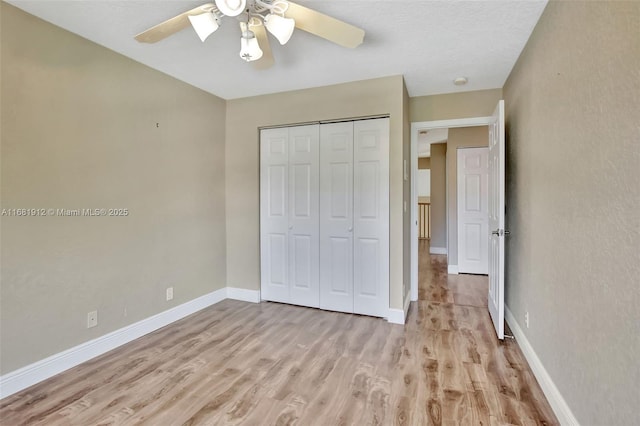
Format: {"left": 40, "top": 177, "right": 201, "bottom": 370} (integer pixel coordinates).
{"left": 284, "top": 1, "right": 365, "bottom": 49}
{"left": 251, "top": 23, "right": 275, "bottom": 70}
{"left": 135, "top": 3, "right": 216, "bottom": 43}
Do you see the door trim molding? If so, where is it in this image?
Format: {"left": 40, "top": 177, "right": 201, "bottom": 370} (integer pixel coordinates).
{"left": 258, "top": 114, "right": 391, "bottom": 130}
{"left": 410, "top": 116, "right": 492, "bottom": 300}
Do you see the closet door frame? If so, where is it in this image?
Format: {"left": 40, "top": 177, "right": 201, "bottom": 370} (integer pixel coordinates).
{"left": 260, "top": 117, "right": 389, "bottom": 319}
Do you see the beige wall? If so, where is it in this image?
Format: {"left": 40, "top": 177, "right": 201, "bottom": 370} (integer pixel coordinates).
{"left": 446, "top": 127, "right": 488, "bottom": 267}
{"left": 429, "top": 144, "right": 447, "bottom": 249}
{"left": 418, "top": 158, "right": 431, "bottom": 169}
{"left": 0, "top": 4, "right": 227, "bottom": 373}
{"left": 503, "top": 1, "right": 639, "bottom": 424}
{"left": 410, "top": 89, "right": 502, "bottom": 122}
{"left": 225, "top": 76, "right": 407, "bottom": 309}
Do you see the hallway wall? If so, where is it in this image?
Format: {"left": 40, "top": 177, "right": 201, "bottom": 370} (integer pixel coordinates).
{"left": 429, "top": 144, "right": 447, "bottom": 250}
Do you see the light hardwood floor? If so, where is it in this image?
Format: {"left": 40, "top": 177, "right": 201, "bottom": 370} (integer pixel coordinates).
{"left": 0, "top": 240, "right": 558, "bottom": 425}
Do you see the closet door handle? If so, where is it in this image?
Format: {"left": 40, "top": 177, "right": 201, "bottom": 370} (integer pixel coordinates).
{"left": 347, "top": 226, "right": 353, "bottom": 232}
{"left": 289, "top": 225, "right": 293, "bottom": 230}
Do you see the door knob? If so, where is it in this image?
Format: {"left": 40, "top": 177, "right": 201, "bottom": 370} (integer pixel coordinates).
{"left": 289, "top": 225, "right": 293, "bottom": 230}
{"left": 348, "top": 226, "right": 353, "bottom": 232}
{"left": 491, "top": 230, "right": 500, "bottom": 236}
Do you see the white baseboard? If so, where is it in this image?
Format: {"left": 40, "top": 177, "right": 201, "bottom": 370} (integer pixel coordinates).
{"left": 448, "top": 265, "right": 459, "bottom": 274}
{"left": 387, "top": 308, "right": 405, "bottom": 324}
{"left": 226, "top": 287, "right": 260, "bottom": 303}
{"left": 1, "top": 285, "right": 407, "bottom": 398}
{"left": 0, "top": 287, "right": 231, "bottom": 399}
{"left": 505, "top": 307, "right": 579, "bottom": 426}
{"left": 388, "top": 292, "right": 412, "bottom": 325}
{"left": 430, "top": 246, "right": 447, "bottom": 255}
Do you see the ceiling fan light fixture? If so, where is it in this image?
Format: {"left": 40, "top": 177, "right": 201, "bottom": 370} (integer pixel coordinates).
{"left": 135, "top": 1, "right": 366, "bottom": 69}
{"left": 240, "top": 33, "right": 263, "bottom": 62}
{"left": 188, "top": 12, "right": 220, "bottom": 42}
{"left": 264, "top": 13, "right": 295, "bottom": 45}
{"left": 215, "top": 0, "right": 246, "bottom": 17}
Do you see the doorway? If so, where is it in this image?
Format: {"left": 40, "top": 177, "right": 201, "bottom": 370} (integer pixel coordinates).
{"left": 410, "top": 100, "right": 506, "bottom": 340}
{"left": 410, "top": 117, "right": 492, "bottom": 301}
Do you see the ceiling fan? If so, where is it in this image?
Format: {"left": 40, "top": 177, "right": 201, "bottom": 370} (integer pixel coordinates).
{"left": 135, "top": 0, "right": 365, "bottom": 70}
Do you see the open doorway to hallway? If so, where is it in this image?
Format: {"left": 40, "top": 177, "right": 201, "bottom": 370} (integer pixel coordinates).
{"left": 410, "top": 101, "right": 506, "bottom": 340}
{"left": 410, "top": 115, "right": 495, "bottom": 303}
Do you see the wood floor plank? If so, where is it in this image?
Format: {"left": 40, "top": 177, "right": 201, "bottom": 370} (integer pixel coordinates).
{"left": 0, "top": 240, "right": 558, "bottom": 425}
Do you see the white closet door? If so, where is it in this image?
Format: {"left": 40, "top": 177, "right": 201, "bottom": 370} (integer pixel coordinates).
{"left": 319, "top": 122, "right": 354, "bottom": 313}
{"left": 353, "top": 118, "right": 389, "bottom": 317}
{"left": 288, "top": 125, "right": 320, "bottom": 307}
{"left": 260, "top": 127, "right": 290, "bottom": 303}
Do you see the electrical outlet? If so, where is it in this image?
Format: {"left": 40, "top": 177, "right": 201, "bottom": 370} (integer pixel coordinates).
{"left": 525, "top": 311, "right": 530, "bottom": 329}
{"left": 87, "top": 310, "right": 98, "bottom": 328}
{"left": 166, "top": 287, "right": 174, "bottom": 301}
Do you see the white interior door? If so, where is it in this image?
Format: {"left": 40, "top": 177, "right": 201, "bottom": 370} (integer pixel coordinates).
{"left": 488, "top": 100, "right": 506, "bottom": 339}
{"left": 457, "top": 147, "right": 489, "bottom": 274}
{"left": 260, "top": 127, "right": 290, "bottom": 303}
{"left": 353, "top": 118, "right": 389, "bottom": 317}
{"left": 319, "top": 122, "right": 354, "bottom": 313}
{"left": 288, "top": 125, "right": 320, "bottom": 307}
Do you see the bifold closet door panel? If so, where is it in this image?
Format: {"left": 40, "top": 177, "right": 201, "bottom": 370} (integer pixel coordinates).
{"left": 319, "top": 122, "right": 354, "bottom": 313}
{"left": 260, "top": 127, "right": 290, "bottom": 303}
{"left": 288, "top": 125, "right": 320, "bottom": 308}
{"left": 353, "top": 118, "right": 390, "bottom": 317}
{"left": 262, "top": 119, "right": 388, "bottom": 318}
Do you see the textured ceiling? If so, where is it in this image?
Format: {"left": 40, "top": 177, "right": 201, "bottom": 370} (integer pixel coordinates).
{"left": 6, "top": 0, "right": 548, "bottom": 100}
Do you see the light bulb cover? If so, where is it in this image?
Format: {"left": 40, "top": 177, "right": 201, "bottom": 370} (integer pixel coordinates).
{"left": 264, "top": 13, "right": 295, "bottom": 45}
{"left": 239, "top": 34, "right": 263, "bottom": 61}
{"left": 453, "top": 77, "right": 468, "bottom": 86}
{"left": 188, "top": 12, "right": 220, "bottom": 42}
{"left": 215, "top": 0, "right": 246, "bottom": 17}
